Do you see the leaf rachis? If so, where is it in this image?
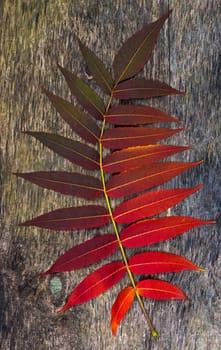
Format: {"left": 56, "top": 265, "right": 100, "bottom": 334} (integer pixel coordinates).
{"left": 99, "top": 93, "right": 157, "bottom": 335}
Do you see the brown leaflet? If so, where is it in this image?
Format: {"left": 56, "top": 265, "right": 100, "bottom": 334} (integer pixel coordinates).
{"left": 113, "top": 9, "right": 173, "bottom": 83}
{"left": 25, "top": 132, "right": 99, "bottom": 171}
{"left": 78, "top": 37, "right": 114, "bottom": 94}
{"left": 101, "top": 127, "right": 184, "bottom": 149}
{"left": 58, "top": 64, "right": 105, "bottom": 120}
{"left": 43, "top": 88, "right": 100, "bottom": 144}
{"left": 14, "top": 171, "right": 103, "bottom": 200}
{"left": 106, "top": 161, "right": 202, "bottom": 198}
{"left": 19, "top": 205, "right": 110, "bottom": 231}
{"left": 113, "top": 79, "right": 185, "bottom": 100}
{"left": 105, "top": 105, "right": 180, "bottom": 125}
{"left": 103, "top": 145, "right": 191, "bottom": 173}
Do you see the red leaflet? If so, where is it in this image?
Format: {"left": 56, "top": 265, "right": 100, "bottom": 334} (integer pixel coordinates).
{"left": 129, "top": 251, "right": 202, "bottom": 274}
{"left": 14, "top": 171, "right": 103, "bottom": 199}
{"left": 137, "top": 279, "right": 188, "bottom": 300}
{"left": 26, "top": 132, "right": 99, "bottom": 170}
{"left": 43, "top": 89, "right": 100, "bottom": 144}
{"left": 113, "top": 79, "right": 185, "bottom": 100}
{"left": 40, "top": 234, "right": 118, "bottom": 276}
{"left": 19, "top": 205, "right": 110, "bottom": 231}
{"left": 113, "top": 9, "right": 172, "bottom": 83}
{"left": 105, "top": 105, "right": 180, "bottom": 125}
{"left": 58, "top": 64, "right": 105, "bottom": 120}
{"left": 59, "top": 262, "right": 126, "bottom": 311}
{"left": 78, "top": 38, "right": 114, "bottom": 94}
{"left": 114, "top": 184, "right": 202, "bottom": 224}
{"left": 121, "top": 216, "right": 214, "bottom": 248}
{"left": 103, "top": 145, "right": 190, "bottom": 173}
{"left": 106, "top": 161, "right": 201, "bottom": 198}
{"left": 102, "top": 127, "right": 184, "bottom": 149}
{"left": 111, "top": 286, "right": 135, "bottom": 336}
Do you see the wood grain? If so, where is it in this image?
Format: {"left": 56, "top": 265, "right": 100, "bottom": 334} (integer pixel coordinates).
{"left": 0, "top": 1, "right": 220, "bottom": 349}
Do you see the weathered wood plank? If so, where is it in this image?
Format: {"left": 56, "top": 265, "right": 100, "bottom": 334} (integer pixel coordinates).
{"left": 0, "top": 0, "right": 220, "bottom": 349}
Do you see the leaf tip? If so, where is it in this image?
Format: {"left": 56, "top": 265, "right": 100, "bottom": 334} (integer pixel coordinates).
{"left": 39, "top": 273, "right": 45, "bottom": 278}
{"left": 209, "top": 220, "right": 216, "bottom": 224}
{"left": 57, "top": 305, "right": 66, "bottom": 314}
{"left": 160, "top": 8, "right": 173, "bottom": 21}
{"left": 111, "top": 321, "right": 118, "bottom": 336}
{"left": 23, "top": 130, "right": 32, "bottom": 136}
{"left": 39, "top": 270, "right": 50, "bottom": 278}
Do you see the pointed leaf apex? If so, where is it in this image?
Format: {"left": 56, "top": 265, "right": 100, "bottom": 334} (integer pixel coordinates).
{"left": 57, "top": 305, "right": 67, "bottom": 314}
{"left": 77, "top": 36, "right": 114, "bottom": 94}
{"left": 39, "top": 271, "right": 48, "bottom": 278}
{"left": 113, "top": 9, "right": 174, "bottom": 83}
{"left": 111, "top": 286, "right": 135, "bottom": 336}
{"left": 198, "top": 267, "right": 206, "bottom": 272}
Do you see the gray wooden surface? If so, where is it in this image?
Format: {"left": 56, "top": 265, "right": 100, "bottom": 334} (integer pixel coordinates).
{"left": 1, "top": 0, "right": 220, "bottom": 349}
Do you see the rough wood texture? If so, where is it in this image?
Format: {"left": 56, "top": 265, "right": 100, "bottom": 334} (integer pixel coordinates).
{"left": 1, "top": 1, "right": 220, "bottom": 349}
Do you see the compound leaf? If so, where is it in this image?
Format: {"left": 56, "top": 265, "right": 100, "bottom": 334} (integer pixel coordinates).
{"left": 16, "top": 8, "right": 213, "bottom": 338}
